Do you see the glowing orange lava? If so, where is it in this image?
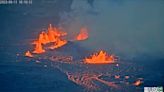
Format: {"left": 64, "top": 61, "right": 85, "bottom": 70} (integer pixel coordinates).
{"left": 133, "top": 80, "right": 142, "bottom": 86}
{"left": 31, "top": 24, "right": 68, "bottom": 54}
{"left": 76, "top": 27, "right": 88, "bottom": 41}
{"left": 47, "top": 24, "right": 67, "bottom": 42}
{"left": 38, "top": 31, "right": 50, "bottom": 44}
{"left": 26, "top": 24, "right": 90, "bottom": 56}
{"left": 47, "top": 24, "right": 67, "bottom": 49}
{"left": 32, "top": 41, "right": 45, "bottom": 54}
{"left": 49, "top": 38, "right": 67, "bottom": 49}
{"left": 84, "top": 50, "right": 115, "bottom": 64}
{"left": 25, "top": 51, "right": 33, "bottom": 57}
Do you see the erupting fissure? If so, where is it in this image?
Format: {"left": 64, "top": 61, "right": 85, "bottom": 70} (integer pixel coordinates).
{"left": 24, "top": 24, "right": 116, "bottom": 65}
{"left": 84, "top": 50, "right": 115, "bottom": 64}
{"left": 25, "top": 24, "right": 68, "bottom": 55}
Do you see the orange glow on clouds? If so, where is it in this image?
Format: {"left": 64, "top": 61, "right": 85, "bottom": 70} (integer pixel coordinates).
{"left": 84, "top": 50, "right": 115, "bottom": 64}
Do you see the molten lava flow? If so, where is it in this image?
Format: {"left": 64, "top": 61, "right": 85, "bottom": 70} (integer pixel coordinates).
{"left": 76, "top": 27, "right": 88, "bottom": 41}
{"left": 25, "top": 51, "right": 33, "bottom": 57}
{"left": 84, "top": 50, "right": 115, "bottom": 64}
{"left": 49, "top": 38, "right": 67, "bottom": 49}
{"left": 32, "top": 41, "right": 45, "bottom": 54}
{"left": 66, "top": 73, "right": 119, "bottom": 90}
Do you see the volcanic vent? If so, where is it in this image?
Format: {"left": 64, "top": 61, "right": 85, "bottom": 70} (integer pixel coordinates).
{"left": 22, "top": 24, "right": 143, "bottom": 92}
{"left": 84, "top": 50, "right": 116, "bottom": 64}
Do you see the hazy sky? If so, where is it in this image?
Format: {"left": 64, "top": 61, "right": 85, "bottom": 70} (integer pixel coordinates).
{"left": 0, "top": 0, "right": 164, "bottom": 59}
{"left": 60, "top": 0, "right": 164, "bottom": 58}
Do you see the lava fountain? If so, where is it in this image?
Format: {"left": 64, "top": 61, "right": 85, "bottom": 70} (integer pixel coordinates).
{"left": 47, "top": 24, "right": 67, "bottom": 42}
{"left": 39, "top": 31, "right": 50, "bottom": 44}
{"left": 30, "top": 24, "right": 68, "bottom": 55}
{"left": 76, "top": 27, "right": 88, "bottom": 41}
{"left": 84, "top": 50, "right": 115, "bottom": 64}
{"left": 32, "top": 41, "right": 45, "bottom": 54}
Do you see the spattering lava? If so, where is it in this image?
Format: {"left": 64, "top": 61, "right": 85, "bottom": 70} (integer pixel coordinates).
{"left": 84, "top": 50, "right": 115, "bottom": 64}
{"left": 25, "top": 51, "right": 33, "bottom": 57}
{"left": 76, "top": 27, "right": 88, "bottom": 41}
{"left": 22, "top": 24, "right": 144, "bottom": 92}
{"left": 32, "top": 41, "right": 45, "bottom": 54}
{"left": 25, "top": 24, "right": 68, "bottom": 55}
